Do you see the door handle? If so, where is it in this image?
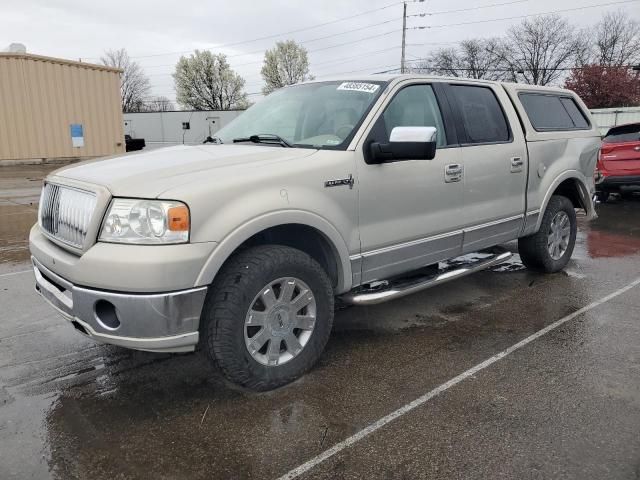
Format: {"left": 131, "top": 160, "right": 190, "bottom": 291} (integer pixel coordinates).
{"left": 444, "top": 164, "right": 463, "bottom": 183}
{"left": 510, "top": 157, "right": 523, "bottom": 173}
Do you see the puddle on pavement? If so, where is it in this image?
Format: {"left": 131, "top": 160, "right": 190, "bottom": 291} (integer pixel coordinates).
{"left": 578, "top": 198, "right": 640, "bottom": 260}
{"left": 490, "top": 254, "right": 526, "bottom": 272}
{"left": 0, "top": 204, "right": 37, "bottom": 267}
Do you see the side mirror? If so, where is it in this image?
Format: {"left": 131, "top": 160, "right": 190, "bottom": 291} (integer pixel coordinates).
{"left": 369, "top": 126, "right": 437, "bottom": 164}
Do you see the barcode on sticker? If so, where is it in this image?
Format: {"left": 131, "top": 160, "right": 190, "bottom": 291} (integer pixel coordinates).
{"left": 337, "top": 82, "right": 380, "bottom": 93}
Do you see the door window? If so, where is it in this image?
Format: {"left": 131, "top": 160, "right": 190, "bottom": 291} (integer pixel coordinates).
{"left": 381, "top": 85, "right": 447, "bottom": 147}
{"left": 450, "top": 85, "right": 511, "bottom": 144}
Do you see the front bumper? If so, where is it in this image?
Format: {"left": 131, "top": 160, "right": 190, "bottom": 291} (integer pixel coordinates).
{"left": 32, "top": 257, "right": 207, "bottom": 352}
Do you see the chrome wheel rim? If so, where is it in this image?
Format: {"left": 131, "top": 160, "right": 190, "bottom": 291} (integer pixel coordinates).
{"left": 244, "top": 277, "right": 316, "bottom": 366}
{"left": 547, "top": 211, "right": 571, "bottom": 260}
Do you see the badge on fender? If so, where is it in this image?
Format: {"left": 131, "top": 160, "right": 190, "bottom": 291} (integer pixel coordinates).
{"left": 324, "top": 174, "right": 354, "bottom": 189}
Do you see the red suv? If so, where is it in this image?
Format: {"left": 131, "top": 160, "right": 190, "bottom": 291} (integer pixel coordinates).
{"left": 595, "top": 122, "right": 640, "bottom": 202}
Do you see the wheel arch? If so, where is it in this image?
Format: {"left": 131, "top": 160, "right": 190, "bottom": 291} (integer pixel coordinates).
{"left": 195, "top": 211, "right": 353, "bottom": 294}
{"left": 535, "top": 171, "right": 595, "bottom": 232}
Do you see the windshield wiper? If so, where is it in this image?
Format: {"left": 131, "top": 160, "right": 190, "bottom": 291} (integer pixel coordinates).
{"left": 203, "top": 135, "right": 223, "bottom": 144}
{"left": 232, "top": 134, "right": 293, "bottom": 148}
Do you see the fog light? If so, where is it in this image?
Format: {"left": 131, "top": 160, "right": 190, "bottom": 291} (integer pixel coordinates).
{"left": 94, "top": 300, "right": 120, "bottom": 330}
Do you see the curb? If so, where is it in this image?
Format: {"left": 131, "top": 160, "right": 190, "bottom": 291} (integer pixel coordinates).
{"left": 0, "top": 158, "right": 81, "bottom": 167}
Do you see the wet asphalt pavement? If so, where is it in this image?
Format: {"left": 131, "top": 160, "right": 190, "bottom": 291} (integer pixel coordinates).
{"left": 1, "top": 165, "right": 640, "bottom": 480}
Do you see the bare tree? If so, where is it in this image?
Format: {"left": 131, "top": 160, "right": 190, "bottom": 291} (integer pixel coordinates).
{"left": 592, "top": 10, "right": 640, "bottom": 66}
{"left": 418, "top": 38, "right": 507, "bottom": 80}
{"left": 261, "top": 40, "right": 313, "bottom": 95}
{"left": 142, "top": 96, "right": 175, "bottom": 112}
{"left": 101, "top": 48, "right": 151, "bottom": 113}
{"left": 174, "top": 51, "right": 248, "bottom": 110}
{"left": 500, "top": 15, "right": 583, "bottom": 86}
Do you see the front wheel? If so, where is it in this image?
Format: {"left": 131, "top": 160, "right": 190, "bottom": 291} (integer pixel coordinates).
{"left": 518, "top": 195, "right": 577, "bottom": 273}
{"left": 202, "top": 245, "right": 334, "bottom": 391}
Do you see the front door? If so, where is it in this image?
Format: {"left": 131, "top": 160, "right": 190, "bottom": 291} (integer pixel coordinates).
{"left": 355, "top": 82, "right": 465, "bottom": 284}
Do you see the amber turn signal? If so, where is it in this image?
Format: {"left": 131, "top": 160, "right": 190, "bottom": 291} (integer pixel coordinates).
{"left": 167, "top": 205, "right": 190, "bottom": 231}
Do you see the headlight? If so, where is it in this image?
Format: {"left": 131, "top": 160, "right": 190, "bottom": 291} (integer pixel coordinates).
{"left": 99, "top": 199, "right": 190, "bottom": 244}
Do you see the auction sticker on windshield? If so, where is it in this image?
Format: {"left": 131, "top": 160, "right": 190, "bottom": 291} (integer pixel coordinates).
{"left": 337, "top": 82, "right": 380, "bottom": 93}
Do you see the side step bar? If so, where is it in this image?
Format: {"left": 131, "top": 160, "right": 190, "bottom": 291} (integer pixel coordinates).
{"left": 340, "top": 248, "right": 512, "bottom": 306}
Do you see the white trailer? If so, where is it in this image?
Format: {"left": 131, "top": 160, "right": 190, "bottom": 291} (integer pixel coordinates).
{"left": 123, "top": 110, "right": 244, "bottom": 146}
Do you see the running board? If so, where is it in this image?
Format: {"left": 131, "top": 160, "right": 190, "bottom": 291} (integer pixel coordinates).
{"left": 340, "top": 248, "right": 512, "bottom": 306}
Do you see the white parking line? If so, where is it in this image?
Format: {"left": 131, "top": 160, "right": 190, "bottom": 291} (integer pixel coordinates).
{"left": 276, "top": 277, "right": 640, "bottom": 480}
{"left": 0, "top": 269, "right": 31, "bottom": 278}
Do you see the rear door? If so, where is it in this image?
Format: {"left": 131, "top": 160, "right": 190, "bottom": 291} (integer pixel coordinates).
{"left": 443, "top": 82, "right": 528, "bottom": 253}
{"left": 601, "top": 124, "right": 640, "bottom": 175}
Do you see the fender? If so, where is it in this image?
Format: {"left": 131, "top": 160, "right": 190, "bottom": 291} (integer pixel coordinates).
{"left": 535, "top": 170, "right": 596, "bottom": 232}
{"left": 194, "top": 210, "right": 353, "bottom": 293}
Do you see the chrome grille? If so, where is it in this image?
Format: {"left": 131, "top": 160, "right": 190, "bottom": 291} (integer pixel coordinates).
{"left": 39, "top": 183, "right": 97, "bottom": 249}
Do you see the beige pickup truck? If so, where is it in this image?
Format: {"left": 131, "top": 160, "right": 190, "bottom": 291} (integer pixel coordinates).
{"left": 30, "top": 75, "right": 600, "bottom": 390}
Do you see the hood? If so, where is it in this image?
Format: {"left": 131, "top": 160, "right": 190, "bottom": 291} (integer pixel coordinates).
{"left": 52, "top": 144, "right": 318, "bottom": 198}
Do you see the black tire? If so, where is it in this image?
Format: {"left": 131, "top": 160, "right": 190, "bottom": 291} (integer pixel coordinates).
{"left": 596, "top": 191, "right": 610, "bottom": 203}
{"left": 518, "top": 195, "right": 577, "bottom": 273}
{"left": 202, "top": 245, "right": 334, "bottom": 391}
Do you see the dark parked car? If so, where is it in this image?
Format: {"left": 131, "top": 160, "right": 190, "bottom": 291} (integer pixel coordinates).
{"left": 595, "top": 123, "right": 640, "bottom": 202}
{"left": 125, "top": 134, "right": 145, "bottom": 152}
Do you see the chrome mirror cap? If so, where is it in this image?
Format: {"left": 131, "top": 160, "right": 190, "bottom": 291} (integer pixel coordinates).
{"left": 389, "top": 126, "right": 437, "bottom": 143}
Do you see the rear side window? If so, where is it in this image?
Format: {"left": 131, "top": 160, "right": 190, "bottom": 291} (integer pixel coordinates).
{"left": 604, "top": 124, "right": 640, "bottom": 143}
{"left": 450, "top": 85, "right": 510, "bottom": 144}
{"left": 519, "top": 93, "right": 590, "bottom": 131}
{"left": 559, "top": 98, "right": 589, "bottom": 128}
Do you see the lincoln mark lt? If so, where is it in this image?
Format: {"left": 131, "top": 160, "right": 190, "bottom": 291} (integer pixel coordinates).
{"left": 31, "top": 75, "right": 600, "bottom": 390}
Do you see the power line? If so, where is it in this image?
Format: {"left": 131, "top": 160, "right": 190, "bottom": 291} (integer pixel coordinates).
{"left": 408, "top": 0, "right": 639, "bottom": 29}
{"left": 144, "top": 28, "right": 405, "bottom": 77}
{"left": 108, "top": 1, "right": 405, "bottom": 60}
{"left": 312, "top": 47, "right": 401, "bottom": 67}
{"left": 395, "top": 58, "right": 640, "bottom": 72}
{"left": 137, "top": 22, "right": 406, "bottom": 73}
{"left": 408, "top": 0, "right": 528, "bottom": 17}
{"left": 89, "top": 0, "right": 436, "bottom": 62}
{"left": 85, "top": 0, "right": 638, "bottom": 72}
{"left": 135, "top": 0, "right": 639, "bottom": 98}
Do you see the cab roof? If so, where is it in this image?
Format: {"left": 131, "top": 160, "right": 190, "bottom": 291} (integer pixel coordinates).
{"left": 302, "top": 74, "right": 577, "bottom": 96}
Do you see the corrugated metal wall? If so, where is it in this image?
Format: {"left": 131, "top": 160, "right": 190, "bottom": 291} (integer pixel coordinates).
{"left": 0, "top": 53, "right": 125, "bottom": 161}
{"left": 122, "top": 110, "right": 243, "bottom": 145}
{"left": 590, "top": 107, "right": 640, "bottom": 136}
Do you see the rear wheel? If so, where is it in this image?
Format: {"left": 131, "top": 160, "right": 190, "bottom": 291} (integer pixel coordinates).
{"left": 202, "top": 245, "right": 334, "bottom": 391}
{"left": 518, "top": 195, "right": 577, "bottom": 273}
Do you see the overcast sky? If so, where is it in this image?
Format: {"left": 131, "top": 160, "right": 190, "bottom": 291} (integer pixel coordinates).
{"left": 3, "top": 0, "right": 639, "bottom": 103}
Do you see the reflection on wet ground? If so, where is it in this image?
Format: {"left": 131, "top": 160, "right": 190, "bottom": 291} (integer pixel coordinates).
{"left": 0, "top": 165, "right": 56, "bottom": 271}
{"left": 1, "top": 167, "right": 640, "bottom": 479}
{"left": 583, "top": 196, "right": 640, "bottom": 258}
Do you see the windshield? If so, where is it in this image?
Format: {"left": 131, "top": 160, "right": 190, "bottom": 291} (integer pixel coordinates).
{"left": 215, "top": 80, "right": 387, "bottom": 149}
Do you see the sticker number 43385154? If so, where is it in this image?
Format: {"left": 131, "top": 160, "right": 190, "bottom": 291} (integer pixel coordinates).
{"left": 337, "top": 82, "right": 380, "bottom": 93}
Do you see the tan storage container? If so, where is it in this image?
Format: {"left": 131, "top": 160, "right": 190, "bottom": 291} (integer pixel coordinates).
{"left": 0, "top": 53, "right": 125, "bottom": 163}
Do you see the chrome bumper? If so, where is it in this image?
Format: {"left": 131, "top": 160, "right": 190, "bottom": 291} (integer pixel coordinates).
{"left": 32, "top": 256, "right": 207, "bottom": 353}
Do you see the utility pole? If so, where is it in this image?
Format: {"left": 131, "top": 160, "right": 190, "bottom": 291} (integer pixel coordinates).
{"left": 400, "top": 2, "right": 407, "bottom": 74}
